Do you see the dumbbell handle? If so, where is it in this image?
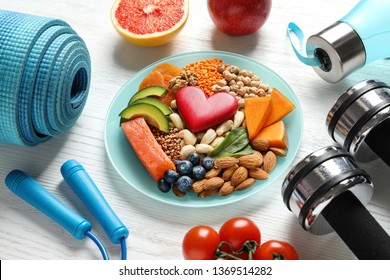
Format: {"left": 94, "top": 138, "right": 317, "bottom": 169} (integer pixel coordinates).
{"left": 5, "top": 170, "right": 91, "bottom": 240}
{"left": 61, "top": 160, "right": 129, "bottom": 244}
{"left": 322, "top": 190, "right": 390, "bottom": 259}
{"left": 365, "top": 117, "right": 390, "bottom": 167}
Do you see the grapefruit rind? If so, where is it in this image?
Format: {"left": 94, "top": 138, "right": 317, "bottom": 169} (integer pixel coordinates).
{"left": 110, "top": 0, "right": 189, "bottom": 47}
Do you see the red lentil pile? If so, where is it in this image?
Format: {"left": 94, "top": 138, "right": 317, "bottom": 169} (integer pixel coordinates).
{"left": 184, "top": 58, "right": 224, "bottom": 96}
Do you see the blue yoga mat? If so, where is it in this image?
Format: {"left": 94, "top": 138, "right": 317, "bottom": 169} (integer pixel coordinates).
{"left": 0, "top": 10, "right": 91, "bottom": 146}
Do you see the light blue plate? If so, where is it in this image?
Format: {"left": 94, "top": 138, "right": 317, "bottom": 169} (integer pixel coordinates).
{"left": 104, "top": 51, "right": 303, "bottom": 208}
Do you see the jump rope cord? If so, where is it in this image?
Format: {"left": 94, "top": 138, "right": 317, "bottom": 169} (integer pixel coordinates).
{"left": 120, "top": 237, "right": 127, "bottom": 260}
{"left": 85, "top": 231, "right": 110, "bottom": 260}
{"left": 85, "top": 232, "right": 127, "bottom": 260}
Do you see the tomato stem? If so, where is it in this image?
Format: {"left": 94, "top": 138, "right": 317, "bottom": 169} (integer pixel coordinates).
{"left": 215, "top": 240, "right": 258, "bottom": 260}
{"left": 272, "top": 253, "right": 285, "bottom": 260}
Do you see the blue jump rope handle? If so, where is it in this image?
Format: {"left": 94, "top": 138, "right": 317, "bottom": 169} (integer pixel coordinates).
{"left": 60, "top": 160, "right": 129, "bottom": 244}
{"left": 5, "top": 170, "right": 91, "bottom": 240}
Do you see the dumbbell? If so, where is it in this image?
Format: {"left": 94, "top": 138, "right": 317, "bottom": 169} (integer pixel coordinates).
{"left": 282, "top": 145, "right": 390, "bottom": 259}
{"left": 326, "top": 79, "right": 390, "bottom": 165}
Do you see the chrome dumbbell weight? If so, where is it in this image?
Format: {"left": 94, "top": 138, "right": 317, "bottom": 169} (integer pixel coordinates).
{"left": 282, "top": 146, "right": 390, "bottom": 259}
{"left": 327, "top": 79, "right": 390, "bottom": 165}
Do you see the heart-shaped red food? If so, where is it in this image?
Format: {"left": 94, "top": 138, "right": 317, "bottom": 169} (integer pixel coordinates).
{"left": 176, "top": 86, "right": 238, "bottom": 133}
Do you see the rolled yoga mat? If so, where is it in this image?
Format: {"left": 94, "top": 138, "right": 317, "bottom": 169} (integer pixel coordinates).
{"left": 0, "top": 10, "right": 91, "bottom": 146}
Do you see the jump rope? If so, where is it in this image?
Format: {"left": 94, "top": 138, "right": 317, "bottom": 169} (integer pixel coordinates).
{"left": 5, "top": 159, "right": 129, "bottom": 260}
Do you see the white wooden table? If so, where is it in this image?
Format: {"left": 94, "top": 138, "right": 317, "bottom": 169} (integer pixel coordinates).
{"left": 1, "top": 0, "right": 389, "bottom": 260}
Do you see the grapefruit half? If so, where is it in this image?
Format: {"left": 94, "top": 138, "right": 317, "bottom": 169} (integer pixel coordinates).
{"left": 111, "top": 0, "right": 190, "bottom": 47}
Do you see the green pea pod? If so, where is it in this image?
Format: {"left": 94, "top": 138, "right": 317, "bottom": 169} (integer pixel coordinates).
{"left": 208, "top": 127, "right": 250, "bottom": 159}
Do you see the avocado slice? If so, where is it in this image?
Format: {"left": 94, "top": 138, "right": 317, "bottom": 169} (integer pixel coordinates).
{"left": 128, "top": 86, "right": 168, "bottom": 105}
{"left": 131, "top": 97, "right": 173, "bottom": 115}
{"left": 119, "top": 103, "right": 170, "bottom": 133}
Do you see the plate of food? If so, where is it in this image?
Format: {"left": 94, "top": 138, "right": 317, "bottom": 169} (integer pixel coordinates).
{"left": 104, "top": 50, "right": 303, "bottom": 207}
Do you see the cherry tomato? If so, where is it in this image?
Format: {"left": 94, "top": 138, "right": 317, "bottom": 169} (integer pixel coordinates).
{"left": 182, "top": 225, "right": 220, "bottom": 260}
{"left": 254, "top": 240, "right": 299, "bottom": 260}
{"left": 219, "top": 217, "right": 261, "bottom": 256}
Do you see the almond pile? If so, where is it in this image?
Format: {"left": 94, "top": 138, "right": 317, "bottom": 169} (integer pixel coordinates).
{"left": 189, "top": 145, "right": 280, "bottom": 198}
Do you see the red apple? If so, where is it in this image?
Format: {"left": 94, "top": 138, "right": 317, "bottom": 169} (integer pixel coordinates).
{"left": 207, "top": 0, "right": 272, "bottom": 36}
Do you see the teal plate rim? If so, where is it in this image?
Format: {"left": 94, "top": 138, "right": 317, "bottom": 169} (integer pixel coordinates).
{"left": 104, "top": 50, "right": 303, "bottom": 208}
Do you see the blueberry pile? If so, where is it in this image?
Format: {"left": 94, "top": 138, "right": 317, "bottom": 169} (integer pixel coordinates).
{"left": 157, "top": 153, "right": 214, "bottom": 194}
